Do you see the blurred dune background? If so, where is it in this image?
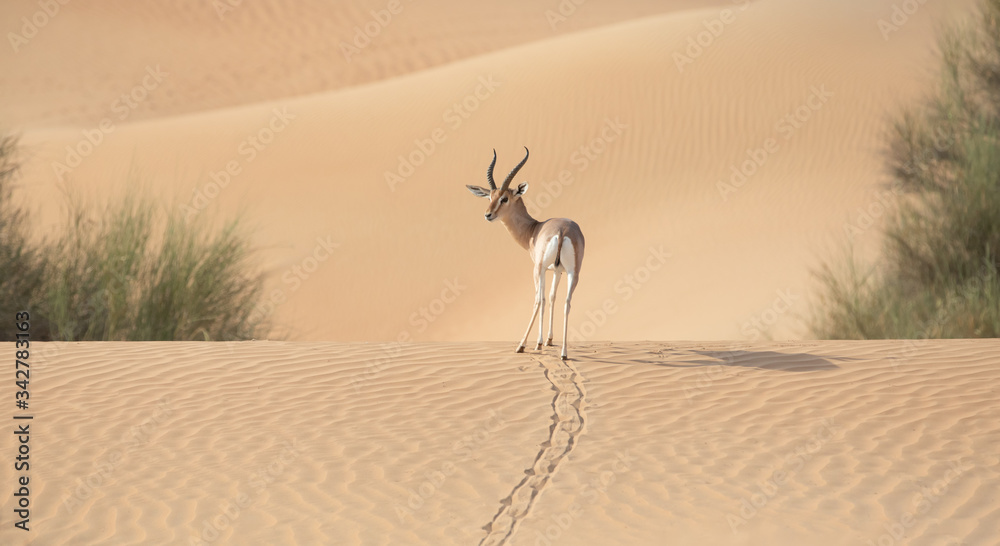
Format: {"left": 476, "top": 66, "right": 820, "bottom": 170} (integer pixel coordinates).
{"left": 0, "top": 0, "right": 981, "bottom": 342}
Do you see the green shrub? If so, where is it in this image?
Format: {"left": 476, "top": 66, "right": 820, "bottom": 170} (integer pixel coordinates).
{"left": 0, "top": 132, "right": 269, "bottom": 341}
{"left": 811, "top": 0, "right": 1000, "bottom": 339}
{"left": 44, "top": 193, "right": 269, "bottom": 341}
{"left": 0, "top": 134, "right": 48, "bottom": 339}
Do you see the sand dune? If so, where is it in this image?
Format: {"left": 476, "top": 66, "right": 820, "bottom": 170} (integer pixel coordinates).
{"left": 0, "top": 0, "right": 724, "bottom": 127}
{"left": 1, "top": 340, "right": 997, "bottom": 545}
{"left": 6, "top": 0, "right": 979, "bottom": 344}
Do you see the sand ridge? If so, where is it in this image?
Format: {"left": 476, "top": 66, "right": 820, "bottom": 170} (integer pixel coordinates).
{"left": 1, "top": 340, "right": 998, "bottom": 544}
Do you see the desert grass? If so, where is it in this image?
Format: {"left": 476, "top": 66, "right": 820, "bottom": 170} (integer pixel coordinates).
{"left": 0, "top": 134, "right": 48, "bottom": 339}
{"left": 0, "top": 136, "right": 269, "bottom": 341}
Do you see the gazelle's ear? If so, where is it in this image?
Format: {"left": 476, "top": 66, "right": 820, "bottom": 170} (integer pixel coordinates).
{"left": 515, "top": 182, "right": 529, "bottom": 196}
{"left": 466, "top": 185, "right": 490, "bottom": 198}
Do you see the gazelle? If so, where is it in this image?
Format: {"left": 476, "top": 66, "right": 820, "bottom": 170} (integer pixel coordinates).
{"left": 467, "top": 147, "right": 585, "bottom": 360}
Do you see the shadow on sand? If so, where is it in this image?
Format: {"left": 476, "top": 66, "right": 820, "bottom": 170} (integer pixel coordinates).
{"left": 577, "top": 346, "right": 851, "bottom": 372}
{"left": 681, "top": 349, "right": 845, "bottom": 372}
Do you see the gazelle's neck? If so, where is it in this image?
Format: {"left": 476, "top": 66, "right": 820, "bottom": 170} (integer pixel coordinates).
{"left": 499, "top": 198, "right": 540, "bottom": 251}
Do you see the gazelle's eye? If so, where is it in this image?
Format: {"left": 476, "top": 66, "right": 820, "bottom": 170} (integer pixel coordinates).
{"left": 500, "top": 197, "right": 508, "bottom": 204}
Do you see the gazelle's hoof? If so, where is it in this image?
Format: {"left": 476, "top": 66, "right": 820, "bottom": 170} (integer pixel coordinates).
{"left": 535, "top": 343, "right": 543, "bottom": 351}
{"left": 545, "top": 338, "right": 554, "bottom": 346}
{"left": 561, "top": 354, "right": 568, "bottom": 361}
{"left": 515, "top": 345, "right": 525, "bottom": 353}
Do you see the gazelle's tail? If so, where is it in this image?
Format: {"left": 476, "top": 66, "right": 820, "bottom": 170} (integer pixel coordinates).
{"left": 554, "top": 230, "right": 565, "bottom": 268}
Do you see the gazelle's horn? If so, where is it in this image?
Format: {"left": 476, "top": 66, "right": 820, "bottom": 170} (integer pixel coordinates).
{"left": 486, "top": 149, "right": 497, "bottom": 190}
{"left": 499, "top": 147, "right": 529, "bottom": 193}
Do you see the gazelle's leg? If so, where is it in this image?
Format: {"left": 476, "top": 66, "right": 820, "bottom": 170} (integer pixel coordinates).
{"left": 546, "top": 270, "right": 562, "bottom": 346}
{"left": 561, "top": 272, "right": 579, "bottom": 360}
{"left": 535, "top": 271, "right": 547, "bottom": 350}
{"left": 517, "top": 265, "right": 544, "bottom": 353}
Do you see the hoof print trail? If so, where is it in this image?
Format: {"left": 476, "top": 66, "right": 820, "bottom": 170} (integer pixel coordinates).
{"left": 477, "top": 355, "right": 587, "bottom": 546}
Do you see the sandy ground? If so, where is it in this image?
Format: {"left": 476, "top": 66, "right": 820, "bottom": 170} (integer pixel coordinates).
{"left": 0, "top": 340, "right": 998, "bottom": 545}
{"left": 0, "top": 0, "right": 981, "bottom": 343}
{"left": 2, "top": 3, "right": 998, "bottom": 544}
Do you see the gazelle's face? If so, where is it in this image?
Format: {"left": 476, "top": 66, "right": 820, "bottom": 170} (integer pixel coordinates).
{"left": 466, "top": 183, "right": 528, "bottom": 222}
{"left": 467, "top": 147, "right": 531, "bottom": 221}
